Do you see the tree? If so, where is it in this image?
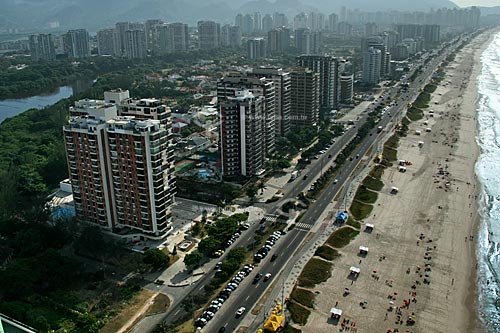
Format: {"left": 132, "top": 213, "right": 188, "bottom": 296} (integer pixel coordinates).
{"left": 246, "top": 185, "right": 258, "bottom": 201}
{"left": 143, "top": 249, "right": 169, "bottom": 269}
{"left": 184, "top": 250, "right": 202, "bottom": 267}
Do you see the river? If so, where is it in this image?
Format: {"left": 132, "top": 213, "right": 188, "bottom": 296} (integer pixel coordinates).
{"left": 0, "top": 78, "right": 94, "bottom": 124}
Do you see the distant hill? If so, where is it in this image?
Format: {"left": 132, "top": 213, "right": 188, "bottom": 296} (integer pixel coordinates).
{"left": 0, "top": 0, "right": 459, "bottom": 32}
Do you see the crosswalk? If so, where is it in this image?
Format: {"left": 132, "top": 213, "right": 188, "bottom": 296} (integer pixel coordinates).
{"left": 295, "top": 222, "right": 312, "bottom": 230}
{"left": 264, "top": 214, "right": 279, "bottom": 223}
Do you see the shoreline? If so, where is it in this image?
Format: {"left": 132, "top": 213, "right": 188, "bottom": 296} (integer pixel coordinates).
{"left": 299, "top": 29, "right": 495, "bottom": 333}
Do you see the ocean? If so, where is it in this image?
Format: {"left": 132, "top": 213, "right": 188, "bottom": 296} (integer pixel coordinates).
{"left": 476, "top": 30, "right": 500, "bottom": 332}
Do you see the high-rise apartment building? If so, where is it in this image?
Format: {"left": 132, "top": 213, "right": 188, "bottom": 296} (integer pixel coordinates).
{"left": 267, "top": 27, "right": 290, "bottom": 53}
{"left": 362, "top": 47, "right": 382, "bottom": 84}
{"left": 63, "top": 29, "right": 91, "bottom": 58}
{"left": 247, "top": 38, "right": 267, "bottom": 60}
{"left": 273, "top": 12, "right": 288, "bottom": 28}
{"left": 253, "top": 12, "right": 262, "bottom": 31}
{"left": 394, "top": 24, "right": 440, "bottom": 46}
{"left": 97, "top": 29, "right": 119, "bottom": 56}
{"left": 217, "top": 74, "right": 275, "bottom": 155}
{"left": 249, "top": 67, "right": 291, "bottom": 137}
{"left": 290, "top": 68, "right": 320, "bottom": 130}
{"left": 220, "top": 91, "right": 265, "bottom": 178}
{"left": 63, "top": 91, "right": 175, "bottom": 239}
{"left": 362, "top": 36, "right": 389, "bottom": 77}
{"left": 157, "top": 23, "right": 189, "bottom": 54}
{"left": 145, "top": 19, "right": 163, "bottom": 51}
{"left": 198, "top": 21, "right": 221, "bottom": 49}
{"left": 115, "top": 22, "right": 130, "bottom": 55}
{"left": 29, "top": 33, "right": 56, "bottom": 61}
{"left": 328, "top": 13, "right": 338, "bottom": 32}
{"left": 340, "top": 74, "right": 354, "bottom": 104}
{"left": 262, "top": 14, "right": 274, "bottom": 33}
{"left": 297, "top": 55, "right": 341, "bottom": 109}
{"left": 221, "top": 25, "right": 242, "bottom": 48}
{"left": 242, "top": 14, "right": 254, "bottom": 35}
{"left": 294, "top": 28, "right": 321, "bottom": 55}
{"left": 125, "top": 29, "right": 146, "bottom": 59}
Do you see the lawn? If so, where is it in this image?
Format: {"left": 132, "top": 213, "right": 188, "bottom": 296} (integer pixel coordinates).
{"left": 298, "top": 258, "right": 332, "bottom": 288}
{"left": 287, "top": 301, "right": 311, "bottom": 325}
{"left": 407, "top": 106, "right": 424, "bottom": 121}
{"left": 349, "top": 200, "right": 374, "bottom": 220}
{"left": 282, "top": 325, "right": 302, "bottom": 333}
{"left": 369, "top": 164, "right": 385, "bottom": 179}
{"left": 315, "top": 245, "right": 341, "bottom": 261}
{"left": 346, "top": 217, "right": 361, "bottom": 229}
{"left": 290, "top": 287, "right": 315, "bottom": 308}
{"left": 414, "top": 91, "right": 431, "bottom": 109}
{"left": 363, "top": 176, "right": 384, "bottom": 191}
{"left": 354, "top": 187, "right": 378, "bottom": 204}
{"left": 326, "top": 227, "right": 360, "bottom": 248}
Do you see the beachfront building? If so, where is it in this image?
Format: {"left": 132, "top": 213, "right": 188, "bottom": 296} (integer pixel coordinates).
{"left": 290, "top": 68, "right": 320, "bottom": 130}
{"left": 217, "top": 73, "right": 275, "bottom": 155}
{"left": 63, "top": 90, "right": 175, "bottom": 240}
{"left": 362, "top": 47, "right": 382, "bottom": 85}
{"left": 297, "top": 54, "right": 341, "bottom": 109}
{"left": 219, "top": 90, "right": 266, "bottom": 178}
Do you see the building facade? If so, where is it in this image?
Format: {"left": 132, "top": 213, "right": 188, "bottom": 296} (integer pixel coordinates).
{"left": 290, "top": 68, "right": 320, "bottom": 130}
{"left": 124, "top": 29, "right": 146, "bottom": 59}
{"left": 198, "top": 21, "right": 221, "bottom": 49}
{"left": 29, "top": 33, "right": 56, "bottom": 61}
{"left": 219, "top": 91, "right": 265, "bottom": 178}
{"left": 63, "top": 29, "right": 91, "bottom": 58}
{"left": 247, "top": 38, "right": 267, "bottom": 60}
{"left": 362, "top": 47, "right": 382, "bottom": 84}
{"left": 63, "top": 91, "right": 175, "bottom": 239}
{"left": 97, "top": 28, "right": 119, "bottom": 56}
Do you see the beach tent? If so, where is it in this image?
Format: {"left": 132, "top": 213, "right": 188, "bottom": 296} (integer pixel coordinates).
{"left": 365, "top": 223, "right": 374, "bottom": 232}
{"left": 350, "top": 266, "right": 361, "bottom": 276}
{"left": 359, "top": 246, "right": 369, "bottom": 255}
{"left": 425, "top": 128, "right": 431, "bottom": 132}
{"left": 330, "top": 308, "right": 343, "bottom": 318}
{"left": 398, "top": 160, "right": 406, "bottom": 166}
{"left": 390, "top": 187, "right": 399, "bottom": 194}
{"left": 398, "top": 166, "right": 407, "bottom": 173}
{"left": 418, "top": 141, "right": 424, "bottom": 147}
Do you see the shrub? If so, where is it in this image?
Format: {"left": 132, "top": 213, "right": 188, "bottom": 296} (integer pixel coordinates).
{"left": 326, "top": 227, "right": 360, "bottom": 248}
{"left": 288, "top": 301, "right": 311, "bottom": 325}
{"left": 298, "top": 258, "right": 332, "bottom": 288}
{"left": 349, "top": 200, "right": 373, "bottom": 220}
{"left": 290, "top": 287, "right": 315, "bottom": 308}
{"left": 315, "top": 245, "right": 340, "bottom": 261}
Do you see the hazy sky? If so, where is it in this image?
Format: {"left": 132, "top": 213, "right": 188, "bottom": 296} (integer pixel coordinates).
{"left": 452, "top": 0, "right": 500, "bottom": 6}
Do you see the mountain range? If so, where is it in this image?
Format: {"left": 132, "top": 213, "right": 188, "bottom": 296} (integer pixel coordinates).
{"left": 0, "top": 0, "right": 472, "bottom": 32}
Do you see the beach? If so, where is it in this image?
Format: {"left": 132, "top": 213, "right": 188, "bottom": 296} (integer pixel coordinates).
{"left": 300, "top": 30, "right": 495, "bottom": 333}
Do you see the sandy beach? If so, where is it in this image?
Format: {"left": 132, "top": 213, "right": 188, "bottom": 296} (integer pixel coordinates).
{"left": 299, "top": 31, "right": 495, "bottom": 333}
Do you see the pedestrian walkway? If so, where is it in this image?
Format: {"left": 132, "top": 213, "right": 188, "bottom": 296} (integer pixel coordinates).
{"left": 295, "top": 222, "right": 312, "bottom": 230}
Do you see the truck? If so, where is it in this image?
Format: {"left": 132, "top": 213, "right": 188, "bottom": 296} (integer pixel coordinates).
{"left": 290, "top": 170, "right": 298, "bottom": 181}
{"left": 377, "top": 126, "right": 383, "bottom": 133}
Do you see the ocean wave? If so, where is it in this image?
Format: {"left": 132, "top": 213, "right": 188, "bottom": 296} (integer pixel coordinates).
{"left": 476, "top": 31, "right": 500, "bottom": 332}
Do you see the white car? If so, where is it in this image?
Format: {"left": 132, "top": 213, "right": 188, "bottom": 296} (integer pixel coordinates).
{"left": 236, "top": 307, "right": 246, "bottom": 317}
{"left": 334, "top": 179, "right": 338, "bottom": 184}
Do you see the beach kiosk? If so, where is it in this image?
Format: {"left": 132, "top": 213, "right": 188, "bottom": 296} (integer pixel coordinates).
{"left": 349, "top": 266, "right": 361, "bottom": 277}
{"left": 415, "top": 130, "right": 421, "bottom": 135}
{"left": 359, "top": 246, "right": 369, "bottom": 255}
{"left": 418, "top": 141, "right": 424, "bottom": 148}
{"left": 390, "top": 187, "right": 399, "bottom": 194}
{"left": 330, "top": 307, "right": 343, "bottom": 319}
{"left": 398, "top": 166, "right": 407, "bottom": 173}
{"left": 365, "top": 223, "right": 374, "bottom": 232}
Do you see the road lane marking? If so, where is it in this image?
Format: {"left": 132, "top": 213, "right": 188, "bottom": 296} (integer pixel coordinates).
{"left": 245, "top": 295, "right": 250, "bottom": 301}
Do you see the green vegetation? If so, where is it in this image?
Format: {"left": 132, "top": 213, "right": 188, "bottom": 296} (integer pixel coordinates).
{"left": 414, "top": 91, "right": 431, "bottom": 109}
{"left": 363, "top": 176, "right": 384, "bottom": 191}
{"left": 407, "top": 106, "right": 424, "bottom": 121}
{"left": 349, "top": 200, "right": 374, "bottom": 220}
{"left": 282, "top": 325, "right": 302, "bottom": 333}
{"left": 202, "top": 247, "right": 246, "bottom": 293}
{"left": 287, "top": 301, "right": 311, "bottom": 325}
{"left": 180, "top": 124, "right": 204, "bottom": 137}
{"left": 197, "top": 213, "right": 248, "bottom": 257}
{"left": 290, "top": 287, "right": 315, "bottom": 308}
{"left": 346, "top": 217, "right": 361, "bottom": 229}
{"left": 175, "top": 178, "right": 241, "bottom": 205}
{"left": 424, "top": 83, "right": 437, "bottom": 93}
{"left": 298, "top": 258, "right": 332, "bottom": 288}
{"left": 353, "top": 187, "right": 378, "bottom": 204}
{"left": 184, "top": 250, "right": 203, "bottom": 267}
{"left": 0, "top": 217, "right": 162, "bottom": 332}
{"left": 326, "top": 227, "right": 360, "bottom": 248}
{"left": 314, "top": 245, "right": 340, "bottom": 261}
{"left": 143, "top": 249, "right": 170, "bottom": 269}
{"left": 369, "top": 165, "right": 385, "bottom": 179}
{"left": 382, "top": 134, "right": 400, "bottom": 163}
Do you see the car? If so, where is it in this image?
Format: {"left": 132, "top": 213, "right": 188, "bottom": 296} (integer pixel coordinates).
{"left": 240, "top": 223, "right": 250, "bottom": 230}
{"left": 254, "top": 254, "right": 263, "bottom": 262}
{"left": 154, "top": 279, "right": 165, "bottom": 285}
{"left": 253, "top": 273, "right": 263, "bottom": 284}
{"left": 271, "top": 254, "right": 278, "bottom": 262}
{"left": 235, "top": 307, "right": 246, "bottom": 317}
{"left": 303, "top": 174, "right": 308, "bottom": 180}
{"left": 214, "top": 249, "right": 225, "bottom": 257}
{"left": 214, "top": 261, "right": 222, "bottom": 270}
{"left": 219, "top": 327, "right": 226, "bottom": 333}
{"left": 264, "top": 273, "right": 272, "bottom": 281}
{"left": 333, "top": 179, "right": 338, "bottom": 184}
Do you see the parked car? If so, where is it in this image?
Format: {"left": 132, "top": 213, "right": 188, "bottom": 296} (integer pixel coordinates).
{"left": 264, "top": 273, "right": 272, "bottom": 281}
